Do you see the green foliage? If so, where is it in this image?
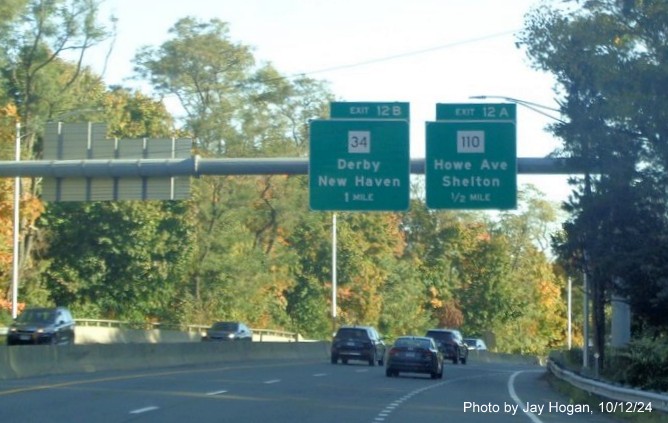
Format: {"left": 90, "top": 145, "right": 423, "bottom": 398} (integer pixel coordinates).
{"left": 334, "top": 213, "right": 405, "bottom": 325}
{"left": 284, "top": 212, "right": 333, "bottom": 338}
{"left": 285, "top": 276, "right": 331, "bottom": 339}
{"left": 0, "top": 308, "right": 12, "bottom": 326}
{"left": 379, "top": 260, "right": 434, "bottom": 339}
{"left": 103, "top": 87, "right": 179, "bottom": 138}
{"left": 39, "top": 201, "right": 195, "bottom": 322}
{"left": 133, "top": 17, "right": 259, "bottom": 155}
{"left": 1, "top": 0, "right": 111, "bottom": 144}
{"left": 607, "top": 337, "right": 668, "bottom": 392}
{"left": 552, "top": 336, "right": 668, "bottom": 403}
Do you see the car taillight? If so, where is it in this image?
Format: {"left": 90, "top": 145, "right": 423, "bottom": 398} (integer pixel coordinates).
{"left": 389, "top": 348, "right": 399, "bottom": 356}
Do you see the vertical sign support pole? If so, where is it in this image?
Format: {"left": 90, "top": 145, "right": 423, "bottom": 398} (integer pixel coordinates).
{"left": 331, "top": 213, "right": 337, "bottom": 332}
{"left": 332, "top": 212, "right": 337, "bottom": 319}
{"left": 583, "top": 270, "right": 589, "bottom": 369}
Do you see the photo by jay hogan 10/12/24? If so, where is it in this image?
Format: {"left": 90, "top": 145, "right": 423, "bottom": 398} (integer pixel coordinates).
{"left": 463, "top": 400, "right": 654, "bottom": 416}
{"left": 463, "top": 401, "right": 596, "bottom": 416}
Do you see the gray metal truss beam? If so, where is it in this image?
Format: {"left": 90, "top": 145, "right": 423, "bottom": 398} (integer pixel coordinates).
{"left": 0, "top": 156, "right": 586, "bottom": 178}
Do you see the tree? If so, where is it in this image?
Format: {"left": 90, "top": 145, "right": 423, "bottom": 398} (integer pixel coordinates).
{"left": 520, "top": 0, "right": 668, "bottom": 356}
{"left": 103, "top": 86, "right": 183, "bottom": 139}
{"left": 284, "top": 212, "right": 333, "bottom": 339}
{"left": 0, "top": 104, "right": 19, "bottom": 301}
{"left": 133, "top": 17, "right": 257, "bottom": 155}
{"left": 40, "top": 201, "right": 195, "bottom": 321}
{"left": 400, "top": 201, "right": 470, "bottom": 328}
{"left": 493, "top": 186, "right": 568, "bottom": 353}
{"left": 1, "top": 0, "right": 111, "bottom": 152}
{"left": 333, "top": 213, "right": 406, "bottom": 326}
{"left": 133, "top": 17, "right": 333, "bottom": 328}
{"left": 379, "top": 260, "right": 434, "bottom": 339}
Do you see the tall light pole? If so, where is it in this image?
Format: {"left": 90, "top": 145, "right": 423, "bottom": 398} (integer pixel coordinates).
{"left": 11, "top": 121, "right": 20, "bottom": 318}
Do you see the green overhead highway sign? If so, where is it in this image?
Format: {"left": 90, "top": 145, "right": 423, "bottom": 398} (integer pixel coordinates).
{"left": 330, "top": 101, "right": 410, "bottom": 120}
{"left": 309, "top": 119, "right": 409, "bottom": 211}
{"left": 426, "top": 103, "right": 517, "bottom": 210}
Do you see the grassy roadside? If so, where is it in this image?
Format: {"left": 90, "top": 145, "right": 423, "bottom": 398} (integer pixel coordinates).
{"left": 546, "top": 372, "right": 666, "bottom": 423}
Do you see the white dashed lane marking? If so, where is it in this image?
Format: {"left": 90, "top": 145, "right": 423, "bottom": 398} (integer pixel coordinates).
{"left": 129, "top": 406, "right": 159, "bottom": 415}
{"left": 206, "top": 390, "right": 228, "bottom": 396}
{"left": 372, "top": 380, "right": 448, "bottom": 422}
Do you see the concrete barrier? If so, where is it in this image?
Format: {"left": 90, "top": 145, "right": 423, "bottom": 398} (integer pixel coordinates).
{"left": 73, "top": 326, "right": 299, "bottom": 344}
{"left": 74, "top": 326, "right": 197, "bottom": 344}
{"left": 0, "top": 341, "right": 331, "bottom": 380}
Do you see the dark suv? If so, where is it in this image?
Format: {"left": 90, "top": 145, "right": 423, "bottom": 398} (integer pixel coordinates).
{"left": 425, "top": 328, "right": 468, "bottom": 364}
{"left": 201, "top": 321, "right": 253, "bottom": 341}
{"left": 7, "top": 307, "right": 75, "bottom": 346}
{"left": 331, "top": 325, "right": 386, "bottom": 366}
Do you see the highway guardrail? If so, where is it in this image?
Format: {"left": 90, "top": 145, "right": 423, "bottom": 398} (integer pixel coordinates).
{"left": 547, "top": 359, "right": 668, "bottom": 412}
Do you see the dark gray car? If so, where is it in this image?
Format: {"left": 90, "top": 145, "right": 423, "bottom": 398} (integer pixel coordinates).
{"left": 425, "top": 328, "right": 468, "bottom": 364}
{"left": 385, "top": 336, "right": 444, "bottom": 379}
{"left": 7, "top": 307, "right": 75, "bottom": 345}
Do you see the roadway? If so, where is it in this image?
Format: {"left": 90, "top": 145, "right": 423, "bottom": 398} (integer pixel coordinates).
{"left": 0, "top": 358, "right": 622, "bottom": 423}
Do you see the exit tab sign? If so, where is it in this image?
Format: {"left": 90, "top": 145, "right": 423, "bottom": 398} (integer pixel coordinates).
{"left": 436, "top": 103, "right": 516, "bottom": 121}
{"left": 330, "top": 101, "right": 410, "bottom": 120}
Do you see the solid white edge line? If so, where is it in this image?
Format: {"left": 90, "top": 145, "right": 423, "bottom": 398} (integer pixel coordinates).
{"left": 508, "top": 371, "right": 544, "bottom": 423}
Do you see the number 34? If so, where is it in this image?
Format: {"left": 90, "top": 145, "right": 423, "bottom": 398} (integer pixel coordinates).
{"left": 348, "top": 130, "right": 370, "bottom": 153}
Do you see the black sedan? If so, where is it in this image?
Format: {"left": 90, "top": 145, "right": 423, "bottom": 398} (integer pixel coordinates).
{"left": 385, "top": 336, "right": 444, "bottom": 379}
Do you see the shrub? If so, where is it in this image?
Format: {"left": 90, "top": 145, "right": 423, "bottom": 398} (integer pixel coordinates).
{"left": 617, "top": 337, "right": 668, "bottom": 392}
{"left": 0, "top": 308, "right": 12, "bottom": 326}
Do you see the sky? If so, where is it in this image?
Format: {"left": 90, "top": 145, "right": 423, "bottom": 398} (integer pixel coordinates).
{"left": 83, "top": 0, "right": 573, "bottom": 204}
